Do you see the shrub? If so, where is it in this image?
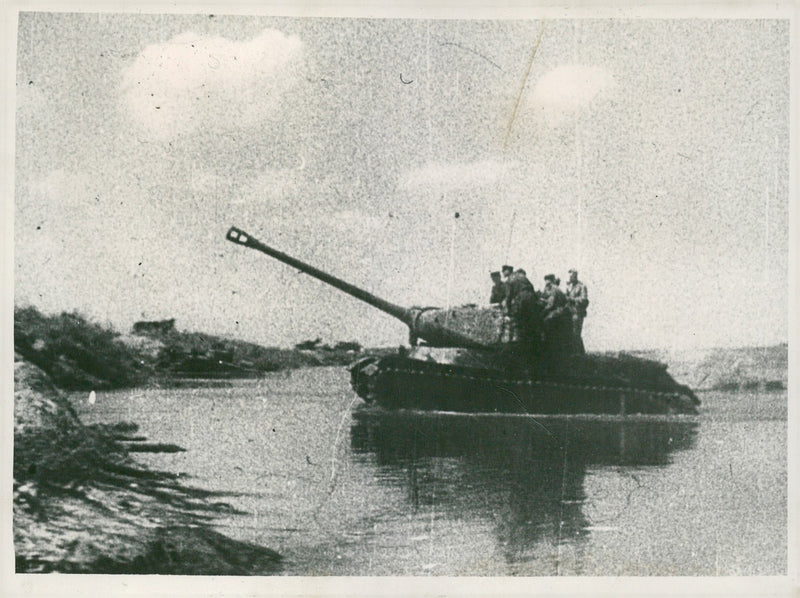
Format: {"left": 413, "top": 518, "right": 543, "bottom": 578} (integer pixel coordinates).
{"left": 14, "top": 306, "right": 149, "bottom": 390}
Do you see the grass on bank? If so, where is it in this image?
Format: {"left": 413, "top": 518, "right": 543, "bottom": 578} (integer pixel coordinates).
{"left": 14, "top": 305, "right": 369, "bottom": 391}
{"left": 14, "top": 306, "right": 149, "bottom": 390}
{"left": 14, "top": 352, "right": 284, "bottom": 574}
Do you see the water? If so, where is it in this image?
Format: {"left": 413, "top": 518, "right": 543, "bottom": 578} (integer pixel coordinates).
{"left": 73, "top": 367, "right": 787, "bottom": 576}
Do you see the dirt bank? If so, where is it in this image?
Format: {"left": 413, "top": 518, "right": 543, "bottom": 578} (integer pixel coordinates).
{"left": 14, "top": 305, "right": 368, "bottom": 391}
{"left": 634, "top": 344, "right": 788, "bottom": 392}
{"left": 13, "top": 354, "right": 283, "bottom": 574}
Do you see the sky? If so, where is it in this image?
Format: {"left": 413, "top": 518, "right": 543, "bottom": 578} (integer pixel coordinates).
{"left": 12, "top": 11, "right": 792, "bottom": 351}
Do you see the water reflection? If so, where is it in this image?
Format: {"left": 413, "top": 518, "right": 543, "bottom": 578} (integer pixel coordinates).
{"left": 350, "top": 410, "right": 698, "bottom": 570}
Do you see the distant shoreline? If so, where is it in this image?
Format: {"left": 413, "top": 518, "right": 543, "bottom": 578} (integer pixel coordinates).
{"left": 14, "top": 305, "right": 397, "bottom": 392}
{"left": 626, "top": 345, "right": 787, "bottom": 392}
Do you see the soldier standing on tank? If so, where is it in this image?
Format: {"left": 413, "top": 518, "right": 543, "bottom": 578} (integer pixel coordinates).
{"left": 489, "top": 271, "right": 507, "bottom": 305}
{"left": 565, "top": 269, "right": 588, "bottom": 355}
{"left": 542, "top": 274, "right": 571, "bottom": 360}
{"left": 501, "top": 265, "right": 514, "bottom": 292}
{"left": 506, "top": 269, "right": 541, "bottom": 349}
{"left": 499, "top": 266, "right": 514, "bottom": 309}
{"left": 498, "top": 265, "right": 515, "bottom": 342}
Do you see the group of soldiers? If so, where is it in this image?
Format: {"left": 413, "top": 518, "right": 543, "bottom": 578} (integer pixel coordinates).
{"left": 490, "top": 265, "right": 589, "bottom": 358}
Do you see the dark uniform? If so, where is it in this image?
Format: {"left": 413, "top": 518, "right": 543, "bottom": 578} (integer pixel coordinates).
{"left": 541, "top": 275, "right": 572, "bottom": 361}
{"left": 490, "top": 277, "right": 507, "bottom": 305}
{"left": 506, "top": 270, "right": 542, "bottom": 348}
{"left": 565, "top": 271, "right": 588, "bottom": 355}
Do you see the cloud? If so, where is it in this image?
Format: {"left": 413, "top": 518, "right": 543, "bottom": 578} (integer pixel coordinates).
{"left": 18, "top": 168, "right": 154, "bottom": 245}
{"left": 26, "top": 169, "right": 91, "bottom": 204}
{"left": 119, "top": 29, "right": 303, "bottom": 141}
{"left": 528, "top": 64, "right": 616, "bottom": 124}
{"left": 188, "top": 170, "right": 230, "bottom": 195}
{"left": 398, "top": 159, "right": 510, "bottom": 195}
{"left": 329, "top": 209, "right": 385, "bottom": 234}
{"left": 22, "top": 169, "right": 104, "bottom": 218}
{"left": 234, "top": 167, "right": 300, "bottom": 206}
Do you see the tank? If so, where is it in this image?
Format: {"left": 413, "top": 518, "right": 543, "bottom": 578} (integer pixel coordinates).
{"left": 226, "top": 226, "right": 700, "bottom": 415}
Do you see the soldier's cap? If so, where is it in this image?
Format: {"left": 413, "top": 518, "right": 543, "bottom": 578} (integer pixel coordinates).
{"left": 490, "top": 271, "right": 501, "bottom": 277}
{"left": 569, "top": 268, "right": 578, "bottom": 274}
{"left": 544, "top": 273, "right": 556, "bottom": 282}
{"left": 501, "top": 265, "right": 514, "bottom": 273}
{"left": 515, "top": 268, "right": 526, "bottom": 275}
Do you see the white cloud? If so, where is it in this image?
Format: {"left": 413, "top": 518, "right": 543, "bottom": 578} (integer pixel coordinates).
{"left": 119, "top": 30, "right": 303, "bottom": 141}
{"left": 235, "top": 167, "right": 299, "bottom": 206}
{"left": 528, "top": 64, "right": 616, "bottom": 124}
{"left": 24, "top": 169, "right": 97, "bottom": 211}
{"left": 329, "top": 210, "right": 385, "bottom": 234}
{"left": 398, "top": 159, "right": 510, "bottom": 195}
{"left": 19, "top": 169, "right": 155, "bottom": 243}
{"left": 224, "top": 167, "right": 307, "bottom": 232}
{"left": 28, "top": 168, "right": 79, "bottom": 194}
{"left": 188, "top": 170, "right": 230, "bottom": 195}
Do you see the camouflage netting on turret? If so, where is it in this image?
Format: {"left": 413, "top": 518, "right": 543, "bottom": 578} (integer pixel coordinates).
{"left": 414, "top": 305, "right": 509, "bottom": 347}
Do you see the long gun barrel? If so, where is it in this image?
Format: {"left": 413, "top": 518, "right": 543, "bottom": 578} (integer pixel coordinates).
{"left": 226, "top": 226, "right": 501, "bottom": 349}
{"left": 227, "top": 227, "right": 413, "bottom": 325}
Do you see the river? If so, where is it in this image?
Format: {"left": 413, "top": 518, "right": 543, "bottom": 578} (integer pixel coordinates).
{"left": 73, "top": 366, "right": 787, "bottom": 576}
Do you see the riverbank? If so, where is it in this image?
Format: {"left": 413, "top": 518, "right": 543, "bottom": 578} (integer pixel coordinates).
{"left": 13, "top": 353, "right": 283, "bottom": 574}
{"left": 632, "top": 344, "right": 788, "bottom": 392}
{"left": 14, "top": 305, "right": 381, "bottom": 392}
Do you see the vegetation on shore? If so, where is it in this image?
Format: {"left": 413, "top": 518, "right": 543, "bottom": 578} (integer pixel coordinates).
{"left": 14, "top": 305, "right": 375, "bottom": 392}
{"left": 10, "top": 305, "right": 371, "bottom": 573}
{"left": 13, "top": 353, "right": 283, "bottom": 574}
{"left": 632, "top": 344, "right": 788, "bottom": 392}
{"left": 14, "top": 306, "right": 151, "bottom": 390}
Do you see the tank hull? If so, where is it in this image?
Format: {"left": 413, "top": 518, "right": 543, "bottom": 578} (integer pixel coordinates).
{"left": 349, "top": 349, "right": 699, "bottom": 415}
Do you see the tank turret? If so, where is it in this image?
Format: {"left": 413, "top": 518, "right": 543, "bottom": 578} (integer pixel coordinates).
{"left": 226, "top": 226, "right": 506, "bottom": 349}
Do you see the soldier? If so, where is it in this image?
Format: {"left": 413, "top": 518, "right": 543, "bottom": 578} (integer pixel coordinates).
{"left": 565, "top": 269, "right": 589, "bottom": 355}
{"left": 500, "top": 265, "right": 514, "bottom": 310}
{"left": 506, "top": 268, "right": 541, "bottom": 348}
{"left": 489, "top": 271, "right": 506, "bottom": 305}
{"left": 501, "top": 264, "right": 514, "bottom": 287}
{"left": 541, "top": 274, "right": 572, "bottom": 360}
{"left": 542, "top": 274, "right": 566, "bottom": 317}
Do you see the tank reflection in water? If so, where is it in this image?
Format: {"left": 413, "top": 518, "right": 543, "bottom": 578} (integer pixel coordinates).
{"left": 350, "top": 409, "right": 698, "bottom": 573}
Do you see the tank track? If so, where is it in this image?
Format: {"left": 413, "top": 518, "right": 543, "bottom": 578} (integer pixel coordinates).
{"left": 350, "top": 355, "right": 699, "bottom": 416}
